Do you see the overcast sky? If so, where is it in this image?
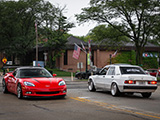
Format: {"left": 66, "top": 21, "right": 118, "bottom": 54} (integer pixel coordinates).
{"left": 49, "top": 0, "right": 97, "bottom": 36}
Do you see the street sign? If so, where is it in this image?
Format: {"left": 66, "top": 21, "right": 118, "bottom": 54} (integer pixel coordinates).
{"left": 2, "top": 57, "right": 7, "bottom": 64}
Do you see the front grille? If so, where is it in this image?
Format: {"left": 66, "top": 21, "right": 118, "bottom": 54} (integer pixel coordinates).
{"left": 36, "top": 91, "right": 59, "bottom": 94}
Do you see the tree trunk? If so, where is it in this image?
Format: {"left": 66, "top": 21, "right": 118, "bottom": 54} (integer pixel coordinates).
{"left": 48, "top": 48, "right": 53, "bottom": 68}
{"left": 48, "top": 48, "right": 56, "bottom": 68}
{"left": 135, "top": 45, "right": 144, "bottom": 66}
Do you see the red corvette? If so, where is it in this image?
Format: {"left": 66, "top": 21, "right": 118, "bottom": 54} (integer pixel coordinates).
{"left": 2, "top": 67, "right": 67, "bottom": 99}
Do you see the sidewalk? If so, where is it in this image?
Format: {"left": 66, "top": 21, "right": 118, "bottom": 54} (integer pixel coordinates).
{"left": 0, "top": 75, "right": 4, "bottom": 83}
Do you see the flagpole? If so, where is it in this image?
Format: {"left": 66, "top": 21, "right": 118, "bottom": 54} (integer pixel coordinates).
{"left": 86, "top": 49, "right": 88, "bottom": 73}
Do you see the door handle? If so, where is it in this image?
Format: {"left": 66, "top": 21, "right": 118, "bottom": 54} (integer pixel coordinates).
{"left": 111, "top": 76, "right": 114, "bottom": 78}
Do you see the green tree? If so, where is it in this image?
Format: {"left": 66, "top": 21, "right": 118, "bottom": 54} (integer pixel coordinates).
{"left": 0, "top": 0, "right": 41, "bottom": 64}
{"left": 0, "top": 0, "right": 74, "bottom": 66}
{"left": 39, "top": 5, "right": 74, "bottom": 68}
{"left": 76, "top": 0, "right": 160, "bottom": 65}
{"left": 88, "top": 24, "right": 129, "bottom": 48}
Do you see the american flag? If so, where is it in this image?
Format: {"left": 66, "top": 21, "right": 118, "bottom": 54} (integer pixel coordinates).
{"left": 73, "top": 44, "right": 81, "bottom": 59}
{"left": 81, "top": 42, "right": 87, "bottom": 53}
{"left": 112, "top": 50, "right": 118, "bottom": 57}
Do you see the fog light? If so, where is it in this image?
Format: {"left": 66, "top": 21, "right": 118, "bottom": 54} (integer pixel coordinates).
{"left": 63, "top": 90, "right": 66, "bottom": 93}
{"left": 26, "top": 92, "right": 32, "bottom": 94}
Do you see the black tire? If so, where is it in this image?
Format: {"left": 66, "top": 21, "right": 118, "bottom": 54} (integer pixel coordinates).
{"left": 77, "top": 75, "right": 82, "bottom": 79}
{"left": 111, "top": 83, "right": 120, "bottom": 96}
{"left": 17, "top": 84, "right": 23, "bottom": 99}
{"left": 88, "top": 80, "right": 96, "bottom": 92}
{"left": 141, "top": 92, "right": 152, "bottom": 98}
{"left": 126, "top": 92, "right": 134, "bottom": 95}
{"left": 59, "top": 95, "right": 66, "bottom": 99}
{"left": 2, "top": 79, "right": 8, "bottom": 93}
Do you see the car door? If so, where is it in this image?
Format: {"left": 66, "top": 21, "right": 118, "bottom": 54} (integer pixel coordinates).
{"left": 102, "top": 67, "right": 115, "bottom": 90}
{"left": 9, "top": 70, "right": 18, "bottom": 92}
{"left": 94, "top": 67, "right": 108, "bottom": 88}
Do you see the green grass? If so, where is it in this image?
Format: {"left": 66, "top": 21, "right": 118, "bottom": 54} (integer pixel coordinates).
{"left": 46, "top": 68, "right": 75, "bottom": 77}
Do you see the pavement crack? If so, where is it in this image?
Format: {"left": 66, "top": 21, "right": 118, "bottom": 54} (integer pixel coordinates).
{"left": 32, "top": 104, "right": 52, "bottom": 112}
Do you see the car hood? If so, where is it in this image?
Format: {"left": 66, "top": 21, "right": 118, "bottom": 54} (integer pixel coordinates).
{"left": 20, "top": 77, "right": 65, "bottom": 88}
{"left": 122, "top": 74, "right": 157, "bottom": 81}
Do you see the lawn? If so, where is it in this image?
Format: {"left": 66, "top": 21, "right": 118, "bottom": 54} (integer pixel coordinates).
{"left": 46, "top": 68, "right": 75, "bottom": 77}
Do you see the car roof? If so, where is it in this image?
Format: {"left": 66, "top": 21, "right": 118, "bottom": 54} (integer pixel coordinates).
{"left": 104, "top": 64, "right": 140, "bottom": 68}
{"left": 17, "top": 66, "right": 44, "bottom": 70}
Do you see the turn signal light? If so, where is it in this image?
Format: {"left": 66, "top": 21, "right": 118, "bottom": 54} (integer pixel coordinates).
{"left": 124, "top": 80, "right": 136, "bottom": 84}
{"left": 148, "top": 81, "right": 157, "bottom": 84}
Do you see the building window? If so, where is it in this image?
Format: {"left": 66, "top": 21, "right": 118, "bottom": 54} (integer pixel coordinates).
{"left": 64, "top": 50, "right": 68, "bottom": 65}
{"left": 91, "top": 51, "right": 94, "bottom": 65}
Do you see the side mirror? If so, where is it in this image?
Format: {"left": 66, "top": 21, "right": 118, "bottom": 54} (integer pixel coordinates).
{"left": 9, "top": 74, "right": 15, "bottom": 78}
{"left": 53, "top": 74, "right": 57, "bottom": 77}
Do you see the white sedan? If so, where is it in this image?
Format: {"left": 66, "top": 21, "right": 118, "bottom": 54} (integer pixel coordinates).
{"left": 88, "top": 64, "right": 157, "bottom": 98}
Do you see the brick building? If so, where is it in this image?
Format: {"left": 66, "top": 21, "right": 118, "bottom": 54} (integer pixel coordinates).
{"left": 55, "top": 36, "right": 160, "bottom": 72}
{"left": 0, "top": 36, "right": 160, "bottom": 72}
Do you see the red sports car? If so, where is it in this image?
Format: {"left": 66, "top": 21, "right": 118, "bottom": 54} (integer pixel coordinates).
{"left": 2, "top": 67, "right": 67, "bottom": 99}
{"left": 147, "top": 69, "right": 160, "bottom": 77}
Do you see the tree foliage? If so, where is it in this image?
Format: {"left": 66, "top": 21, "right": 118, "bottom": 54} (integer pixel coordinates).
{"left": 0, "top": 0, "right": 74, "bottom": 66}
{"left": 76, "top": 0, "right": 160, "bottom": 65}
{"left": 39, "top": 5, "right": 74, "bottom": 68}
{"left": 0, "top": 0, "right": 36, "bottom": 55}
{"left": 88, "top": 24, "right": 129, "bottom": 48}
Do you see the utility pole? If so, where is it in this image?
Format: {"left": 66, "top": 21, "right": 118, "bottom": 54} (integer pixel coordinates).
{"left": 86, "top": 49, "right": 88, "bottom": 73}
{"left": 35, "top": 21, "right": 38, "bottom": 66}
{"left": 110, "top": 54, "right": 112, "bottom": 64}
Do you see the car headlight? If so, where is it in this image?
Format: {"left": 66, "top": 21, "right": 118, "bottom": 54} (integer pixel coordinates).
{"left": 24, "top": 81, "right": 35, "bottom": 86}
{"left": 58, "top": 81, "right": 66, "bottom": 86}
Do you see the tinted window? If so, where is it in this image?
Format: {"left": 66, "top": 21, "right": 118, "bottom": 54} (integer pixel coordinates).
{"left": 99, "top": 68, "right": 108, "bottom": 75}
{"left": 107, "top": 67, "right": 115, "bottom": 75}
{"left": 18, "top": 69, "right": 53, "bottom": 78}
{"left": 120, "top": 67, "right": 145, "bottom": 74}
{"left": 13, "top": 70, "right": 17, "bottom": 77}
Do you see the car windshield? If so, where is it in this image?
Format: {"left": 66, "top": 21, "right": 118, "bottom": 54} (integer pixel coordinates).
{"left": 18, "top": 69, "right": 52, "bottom": 78}
{"left": 120, "top": 67, "right": 145, "bottom": 74}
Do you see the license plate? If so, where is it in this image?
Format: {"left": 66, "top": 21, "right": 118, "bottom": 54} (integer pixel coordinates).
{"left": 138, "top": 81, "right": 145, "bottom": 85}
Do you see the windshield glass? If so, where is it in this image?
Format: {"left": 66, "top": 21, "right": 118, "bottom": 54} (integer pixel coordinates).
{"left": 120, "top": 67, "right": 145, "bottom": 74}
{"left": 18, "top": 69, "right": 53, "bottom": 78}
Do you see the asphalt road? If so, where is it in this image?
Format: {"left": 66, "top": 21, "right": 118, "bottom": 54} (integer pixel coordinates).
{"left": 0, "top": 76, "right": 160, "bottom": 120}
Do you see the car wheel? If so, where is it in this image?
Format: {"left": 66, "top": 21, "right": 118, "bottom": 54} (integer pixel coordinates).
{"left": 88, "top": 80, "right": 96, "bottom": 92}
{"left": 2, "top": 79, "right": 8, "bottom": 93}
{"left": 141, "top": 92, "right": 152, "bottom": 98}
{"left": 126, "top": 92, "right": 134, "bottom": 95}
{"left": 111, "top": 83, "right": 120, "bottom": 96}
{"left": 17, "top": 84, "right": 23, "bottom": 99}
{"left": 78, "top": 75, "right": 82, "bottom": 79}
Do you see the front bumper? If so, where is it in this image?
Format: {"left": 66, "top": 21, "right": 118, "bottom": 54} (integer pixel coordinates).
{"left": 21, "top": 86, "right": 67, "bottom": 97}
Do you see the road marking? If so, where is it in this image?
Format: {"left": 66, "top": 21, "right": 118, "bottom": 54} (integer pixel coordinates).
{"left": 70, "top": 97, "right": 160, "bottom": 119}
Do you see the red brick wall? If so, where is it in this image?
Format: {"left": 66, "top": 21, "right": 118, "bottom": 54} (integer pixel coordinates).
{"left": 60, "top": 50, "right": 87, "bottom": 72}
{"left": 57, "top": 49, "right": 116, "bottom": 72}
